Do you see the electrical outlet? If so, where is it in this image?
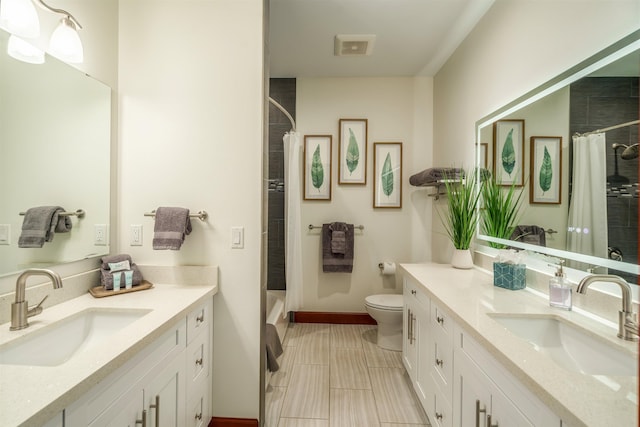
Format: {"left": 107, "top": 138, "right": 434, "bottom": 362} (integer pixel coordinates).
{"left": 130, "top": 225, "right": 143, "bottom": 246}
{"left": 0, "top": 224, "right": 10, "bottom": 245}
{"left": 94, "top": 224, "right": 108, "bottom": 246}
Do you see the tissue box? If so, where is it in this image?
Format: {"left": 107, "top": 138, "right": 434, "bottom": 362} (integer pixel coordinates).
{"left": 493, "top": 263, "right": 526, "bottom": 290}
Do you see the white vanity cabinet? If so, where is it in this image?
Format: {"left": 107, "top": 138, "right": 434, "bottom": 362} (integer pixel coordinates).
{"left": 402, "top": 277, "right": 430, "bottom": 407}
{"left": 66, "top": 299, "right": 213, "bottom": 427}
{"left": 43, "top": 413, "right": 64, "bottom": 427}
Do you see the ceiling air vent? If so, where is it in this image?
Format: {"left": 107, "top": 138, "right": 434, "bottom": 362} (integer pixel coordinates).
{"left": 334, "top": 34, "right": 376, "bottom": 56}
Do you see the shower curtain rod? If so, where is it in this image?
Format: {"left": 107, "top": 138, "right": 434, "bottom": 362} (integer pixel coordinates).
{"left": 576, "top": 119, "right": 639, "bottom": 137}
{"left": 269, "top": 97, "right": 296, "bottom": 131}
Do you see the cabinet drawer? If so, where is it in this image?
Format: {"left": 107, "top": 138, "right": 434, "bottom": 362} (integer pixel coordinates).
{"left": 187, "top": 300, "right": 210, "bottom": 345}
{"left": 187, "top": 327, "right": 210, "bottom": 386}
{"left": 433, "top": 389, "right": 453, "bottom": 427}
{"left": 431, "top": 301, "right": 452, "bottom": 337}
{"left": 431, "top": 334, "right": 453, "bottom": 396}
{"left": 188, "top": 380, "right": 210, "bottom": 427}
{"left": 404, "top": 277, "right": 430, "bottom": 306}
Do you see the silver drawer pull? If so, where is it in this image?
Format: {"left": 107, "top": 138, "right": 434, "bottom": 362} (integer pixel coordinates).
{"left": 435, "top": 412, "right": 443, "bottom": 420}
{"left": 195, "top": 412, "right": 203, "bottom": 421}
{"left": 195, "top": 357, "right": 203, "bottom": 366}
{"left": 487, "top": 414, "right": 498, "bottom": 427}
{"left": 411, "top": 289, "right": 416, "bottom": 295}
{"left": 150, "top": 395, "right": 160, "bottom": 427}
{"left": 196, "top": 313, "right": 204, "bottom": 323}
{"left": 136, "top": 410, "right": 147, "bottom": 427}
{"left": 436, "top": 315, "right": 444, "bottom": 325}
{"left": 475, "top": 400, "right": 487, "bottom": 427}
{"left": 436, "top": 358, "right": 443, "bottom": 367}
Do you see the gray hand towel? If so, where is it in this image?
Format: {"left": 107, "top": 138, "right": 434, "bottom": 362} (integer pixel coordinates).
{"left": 100, "top": 263, "right": 144, "bottom": 290}
{"left": 18, "top": 206, "right": 72, "bottom": 248}
{"left": 100, "top": 254, "right": 133, "bottom": 270}
{"left": 329, "top": 222, "right": 348, "bottom": 254}
{"left": 266, "top": 323, "right": 283, "bottom": 372}
{"left": 322, "top": 223, "right": 354, "bottom": 273}
{"left": 152, "top": 207, "right": 192, "bottom": 250}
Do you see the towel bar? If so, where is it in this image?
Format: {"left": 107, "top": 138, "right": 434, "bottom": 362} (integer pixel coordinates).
{"left": 145, "top": 210, "right": 208, "bottom": 222}
{"left": 19, "top": 209, "right": 85, "bottom": 218}
{"left": 308, "top": 224, "right": 364, "bottom": 231}
{"left": 545, "top": 229, "right": 558, "bottom": 234}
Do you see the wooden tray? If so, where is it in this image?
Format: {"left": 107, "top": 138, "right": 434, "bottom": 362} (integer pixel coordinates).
{"left": 89, "top": 280, "right": 154, "bottom": 298}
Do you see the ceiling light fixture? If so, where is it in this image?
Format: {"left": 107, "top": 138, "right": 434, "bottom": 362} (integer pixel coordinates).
{"left": 0, "top": 0, "right": 40, "bottom": 38}
{"left": 37, "top": 0, "right": 83, "bottom": 63}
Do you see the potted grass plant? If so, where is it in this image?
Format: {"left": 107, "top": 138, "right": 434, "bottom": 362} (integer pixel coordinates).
{"left": 437, "top": 170, "right": 481, "bottom": 269}
{"left": 480, "top": 175, "right": 525, "bottom": 249}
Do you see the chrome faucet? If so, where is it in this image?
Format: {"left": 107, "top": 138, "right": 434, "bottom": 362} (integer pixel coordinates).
{"left": 576, "top": 274, "right": 638, "bottom": 341}
{"left": 10, "top": 268, "right": 63, "bottom": 331}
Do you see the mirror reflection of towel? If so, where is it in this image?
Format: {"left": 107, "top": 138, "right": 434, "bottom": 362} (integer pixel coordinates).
{"left": 18, "top": 206, "right": 72, "bottom": 248}
{"left": 511, "top": 225, "right": 546, "bottom": 247}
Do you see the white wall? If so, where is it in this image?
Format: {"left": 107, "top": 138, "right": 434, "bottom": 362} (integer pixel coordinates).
{"left": 296, "top": 77, "right": 432, "bottom": 312}
{"left": 118, "top": 0, "right": 264, "bottom": 420}
{"left": 432, "top": 0, "right": 640, "bottom": 263}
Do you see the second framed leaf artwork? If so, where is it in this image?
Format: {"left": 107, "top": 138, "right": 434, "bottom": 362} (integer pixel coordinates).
{"left": 303, "top": 135, "right": 332, "bottom": 201}
{"left": 530, "top": 136, "right": 562, "bottom": 204}
{"left": 493, "top": 119, "right": 524, "bottom": 186}
{"left": 338, "top": 118, "right": 368, "bottom": 184}
{"left": 373, "top": 142, "right": 402, "bottom": 208}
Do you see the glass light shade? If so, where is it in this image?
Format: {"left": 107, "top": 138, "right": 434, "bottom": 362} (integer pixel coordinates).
{"left": 49, "top": 17, "right": 83, "bottom": 63}
{"left": 0, "top": 0, "right": 40, "bottom": 38}
{"left": 7, "top": 34, "right": 44, "bottom": 64}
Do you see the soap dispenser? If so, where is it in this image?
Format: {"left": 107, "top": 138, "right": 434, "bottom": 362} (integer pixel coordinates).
{"left": 549, "top": 260, "right": 571, "bottom": 310}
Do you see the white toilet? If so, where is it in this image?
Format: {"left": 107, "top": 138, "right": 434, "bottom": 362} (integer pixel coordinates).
{"left": 364, "top": 294, "right": 404, "bottom": 351}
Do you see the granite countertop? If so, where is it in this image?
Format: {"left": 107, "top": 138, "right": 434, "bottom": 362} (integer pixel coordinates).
{"left": 400, "top": 263, "right": 638, "bottom": 427}
{"left": 0, "top": 272, "right": 218, "bottom": 427}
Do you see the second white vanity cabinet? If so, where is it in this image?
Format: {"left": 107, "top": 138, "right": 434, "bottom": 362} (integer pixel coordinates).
{"left": 66, "top": 299, "right": 212, "bottom": 427}
{"left": 402, "top": 277, "right": 430, "bottom": 407}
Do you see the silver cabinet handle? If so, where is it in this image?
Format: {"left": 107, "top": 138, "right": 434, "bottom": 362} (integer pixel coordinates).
{"left": 487, "top": 414, "right": 498, "bottom": 427}
{"left": 435, "top": 412, "right": 443, "bottom": 420}
{"left": 407, "top": 308, "right": 412, "bottom": 342}
{"left": 135, "top": 410, "right": 147, "bottom": 427}
{"left": 195, "top": 357, "right": 203, "bottom": 366}
{"left": 150, "top": 395, "right": 160, "bottom": 427}
{"left": 411, "top": 289, "right": 416, "bottom": 295}
{"left": 195, "top": 412, "right": 203, "bottom": 421}
{"left": 475, "top": 400, "right": 487, "bottom": 427}
{"left": 196, "top": 313, "right": 204, "bottom": 323}
{"left": 436, "top": 358, "right": 443, "bottom": 367}
{"left": 410, "top": 312, "right": 416, "bottom": 344}
{"left": 436, "top": 315, "right": 444, "bottom": 325}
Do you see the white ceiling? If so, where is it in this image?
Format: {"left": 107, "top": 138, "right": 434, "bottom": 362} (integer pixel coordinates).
{"left": 269, "top": 0, "right": 495, "bottom": 78}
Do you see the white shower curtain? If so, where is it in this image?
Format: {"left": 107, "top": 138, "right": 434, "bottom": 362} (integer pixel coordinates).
{"left": 283, "top": 131, "right": 303, "bottom": 316}
{"left": 566, "top": 133, "right": 608, "bottom": 260}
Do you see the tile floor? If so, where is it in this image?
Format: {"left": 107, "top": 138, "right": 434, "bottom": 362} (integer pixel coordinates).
{"left": 265, "top": 323, "right": 431, "bottom": 427}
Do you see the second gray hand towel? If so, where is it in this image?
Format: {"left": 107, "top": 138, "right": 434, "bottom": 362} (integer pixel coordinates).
{"left": 152, "top": 207, "right": 192, "bottom": 250}
{"left": 18, "top": 206, "right": 71, "bottom": 248}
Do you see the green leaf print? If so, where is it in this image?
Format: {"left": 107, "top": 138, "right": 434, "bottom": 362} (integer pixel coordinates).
{"left": 501, "top": 128, "right": 516, "bottom": 176}
{"left": 311, "top": 144, "right": 324, "bottom": 191}
{"left": 346, "top": 128, "right": 360, "bottom": 175}
{"left": 381, "top": 153, "right": 394, "bottom": 196}
{"left": 539, "top": 146, "right": 553, "bottom": 194}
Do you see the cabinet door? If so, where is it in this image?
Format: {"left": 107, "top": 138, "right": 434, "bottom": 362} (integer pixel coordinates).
{"left": 489, "top": 386, "right": 534, "bottom": 427}
{"left": 89, "top": 388, "right": 144, "bottom": 427}
{"left": 456, "top": 352, "right": 492, "bottom": 427}
{"left": 145, "top": 350, "right": 186, "bottom": 427}
{"left": 403, "top": 298, "right": 418, "bottom": 379}
{"left": 413, "top": 300, "right": 430, "bottom": 407}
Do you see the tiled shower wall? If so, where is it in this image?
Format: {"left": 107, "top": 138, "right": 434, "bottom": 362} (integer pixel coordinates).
{"left": 570, "top": 77, "right": 638, "bottom": 281}
{"left": 268, "top": 79, "right": 296, "bottom": 291}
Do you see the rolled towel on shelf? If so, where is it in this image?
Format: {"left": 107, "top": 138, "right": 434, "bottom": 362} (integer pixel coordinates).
{"left": 101, "top": 263, "right": 143, "bottom": 290}
{"left": 409, "top": 167, "right": 464, "bottom": 187}
{"left": 18, "top": 206, "right": 72, "bottom": 248}
{"left": 100, "top": 254, "right": 133, "bottom": 270}
{"left": 152, "top": 207, "right": 192, "bottom": 250}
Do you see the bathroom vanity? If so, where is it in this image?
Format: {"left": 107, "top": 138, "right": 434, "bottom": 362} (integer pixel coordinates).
{"left": 0, "top": 267, "right": 217, "bottom": 427}
{"left": 400, "top": 263, "right": 638, "bottom": 427}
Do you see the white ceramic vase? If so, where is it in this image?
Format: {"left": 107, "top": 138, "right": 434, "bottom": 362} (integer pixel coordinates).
{"left": 451, "top": 249, "right": 473, "bottom": 269}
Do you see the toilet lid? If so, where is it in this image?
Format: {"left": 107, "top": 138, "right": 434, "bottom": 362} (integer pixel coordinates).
{"left": 365, "top": 294, "right": 403, "bottom": 310}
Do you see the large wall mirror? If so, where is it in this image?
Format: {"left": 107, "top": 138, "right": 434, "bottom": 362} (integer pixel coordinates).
{"left": 0, "top": 29, "right": 111, "bottom": 280}
{"left": 476, "top": 30, "right": 639, "bottom": 285}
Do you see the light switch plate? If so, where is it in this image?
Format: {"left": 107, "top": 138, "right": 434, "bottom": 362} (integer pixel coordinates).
{"left": 231, "top": 226, "right": 244, "bottom": 249}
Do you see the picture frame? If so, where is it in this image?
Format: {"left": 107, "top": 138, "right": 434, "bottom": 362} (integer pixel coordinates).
{"left": 338, "top": 118, "right": 368, "bottom": 184}
{"left": 303, "top": 135, "right": 332, "bottom": 201}
{"left": 493, "top": 119, "right": 524, "bottom": 186}
{"left": 530, "top": 136, "right": 562, "bottom": 204}
{"left": 479, "top": 143, "right": 488, "bottom": 169}
{"left": 373, "top": 142, "right": 402, "bottom": 208}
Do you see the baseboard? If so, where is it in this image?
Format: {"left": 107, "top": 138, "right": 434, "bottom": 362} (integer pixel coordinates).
{"left": 293, "top": 311, "right": 376, "bottom": 325}
{"left": 209, "top": 417, "right": 259, "bottom": 427}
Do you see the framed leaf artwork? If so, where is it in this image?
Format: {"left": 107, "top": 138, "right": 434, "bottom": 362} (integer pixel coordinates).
{"left": 303, "top": 135, "right": 332, "bottom": 200}
{"left": 530, "top": 136, "right": 562, "bottom": 204}
{"left": 493, "top": 119, "right": 524, "bottom": 186}
{"left": 338, "top": 118, "right": 368, "bottom": 184}
{"left": 373, "top": 142, "right": 402, "bottom": 208}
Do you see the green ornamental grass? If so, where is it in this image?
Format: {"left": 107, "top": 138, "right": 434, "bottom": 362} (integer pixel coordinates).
{"left": 480, "top": 175, "right": 525, "bottom": 249}
{"left": 437, "top": 171, "right": 481, "bottom": 250}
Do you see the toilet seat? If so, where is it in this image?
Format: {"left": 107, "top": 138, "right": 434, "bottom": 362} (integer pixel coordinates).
{"left": 365, "top": 294, "right": 403, "bottom": 311}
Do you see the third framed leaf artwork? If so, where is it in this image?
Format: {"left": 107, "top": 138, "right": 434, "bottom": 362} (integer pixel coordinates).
{"left": 493, "top": 119, "right": 524, "bottom": 186}
{"left": 338, "top": 118, "right": 368, "bottom": 185}
{"left": 373, "top": 142, "right": 402, "bottom": 208}
{"left": 530, "top": 136, "right": 562, "bottom": 204}
{"left": 303, "top": 135, "right": 332, "bottom": 201}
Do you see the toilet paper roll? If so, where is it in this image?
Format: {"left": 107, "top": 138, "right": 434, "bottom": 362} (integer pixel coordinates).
{"left": 381, "top": 262, "right": 396, "bottom": 275}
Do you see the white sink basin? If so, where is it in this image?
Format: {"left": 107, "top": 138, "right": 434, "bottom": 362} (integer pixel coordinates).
{"left": 489, "top": 314, "right": 637, "bottom": 376}
{"left": 0, "top": 308, "right": 151, "bottom": 367}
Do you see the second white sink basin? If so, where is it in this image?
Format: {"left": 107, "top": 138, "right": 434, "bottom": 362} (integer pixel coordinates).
{"left": 489, "top": 314, "right": 637, "bottom": 377}
{"left": 0, "top": 308, "right": 151, "bottom": 367}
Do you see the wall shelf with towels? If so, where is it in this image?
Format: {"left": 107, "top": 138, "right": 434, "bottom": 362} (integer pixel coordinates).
{"left": 19, "top": 209, "right": 85, "bottom": 218}
{"left": 417, "top": 180, "right": 462, "bottom": 200}
{"left": 308, "top": 224, "right": 364, "bottom": 231}
{"left": 144, "top": 210, "right": 208, "bottom": 221}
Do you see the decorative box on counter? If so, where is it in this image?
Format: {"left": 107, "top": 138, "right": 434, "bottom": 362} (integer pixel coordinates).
{"left": 493, "top": 262, "right": 526, "bottom": 290}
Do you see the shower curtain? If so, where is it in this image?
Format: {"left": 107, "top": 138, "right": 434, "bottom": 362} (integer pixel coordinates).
{"left": 283, "top": 131, "right": 303, "bottom": 316}
{"left": 566, "top": 133, "right": 608, "bottom": 260}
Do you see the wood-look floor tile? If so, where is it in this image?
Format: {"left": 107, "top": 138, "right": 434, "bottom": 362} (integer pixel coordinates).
{"left": 381, "top": 423, "right": 431, "bottom": 427}
{"left": 330, "top": 348, "right": 371, "bottom": 389}
{"left": 280, "top": 364, "right": 329, "bottom": 419}
{"left": 369, "top": 367, "right": 429, "bottom": 424}
{"left": 362, "top": 328, "right": 403, "bottom": 368}
{"left": 277, "top": 419, "right": 329, "bottom": 427}
{"left": 265, "top": 385, "right": 286, "bottom": 427}
{"left": 330, "top": 388, "right": 381, "bottom": 427}
{"left": 270, "top": 345, "right": 298, "bottom": 387}
{"left": 331, "top": 324, "right": 366, "bottom": 348}
{"left": 295, "top": 328, "right": 330, "bottom": 365}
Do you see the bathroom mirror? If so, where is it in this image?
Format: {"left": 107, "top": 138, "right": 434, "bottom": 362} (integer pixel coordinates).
{"left": 476, "top": 30, "right": 639, "bottom": 282}
{"left": 0, "top": 29, "right": 111, "bottom": 278}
